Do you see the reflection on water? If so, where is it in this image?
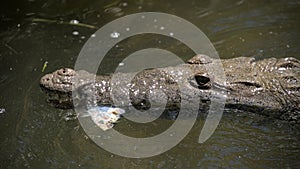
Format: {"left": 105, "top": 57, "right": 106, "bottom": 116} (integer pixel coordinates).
{"left": 0, "top": 0, "right": 299, "bottom": 168}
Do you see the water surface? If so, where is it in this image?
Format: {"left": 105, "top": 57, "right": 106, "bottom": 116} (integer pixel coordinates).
{"left": 0, "top": 0, "right": 299, "bottom": 168}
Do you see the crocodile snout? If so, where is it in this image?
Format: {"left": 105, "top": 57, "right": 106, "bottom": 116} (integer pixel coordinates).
{"left": 40, "top": 68, "right": 75, "bottom": 93}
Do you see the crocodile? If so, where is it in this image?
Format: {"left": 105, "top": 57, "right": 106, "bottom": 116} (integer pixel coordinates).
{"left": 40, "top": 55, "right": 300, "bottom": 123}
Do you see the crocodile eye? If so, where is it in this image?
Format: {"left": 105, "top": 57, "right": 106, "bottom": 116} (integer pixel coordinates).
{"left": 195, "top": 74, "right": 210, "bottom": 86}
{"left": 189, "top": 73, "right": 211, "bottom": 89}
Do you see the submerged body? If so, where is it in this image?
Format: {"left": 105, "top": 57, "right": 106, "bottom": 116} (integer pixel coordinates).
{"left": 40, "top": 55, "right": 300, "bottom": 123}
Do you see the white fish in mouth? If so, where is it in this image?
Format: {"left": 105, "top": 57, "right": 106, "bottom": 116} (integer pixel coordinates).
{"left": 86, "top": 106, "right": 125, "bottom": 131}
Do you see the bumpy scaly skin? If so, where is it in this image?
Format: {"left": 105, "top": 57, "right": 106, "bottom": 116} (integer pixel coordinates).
{"left": 40, "top": 55, "right": 300, "bottom": 123}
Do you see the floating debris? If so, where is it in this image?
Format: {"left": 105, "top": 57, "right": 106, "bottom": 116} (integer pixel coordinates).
{"left": 103, "top": 0, "right": 121, "bottom": 9}
{"left": 0, "top": 108, "right": 5, "bottom": 114}
{"left": 42, "top": 61, "right": 48, "bottom": 72}
{"left": 4, "top": 44, "right": 18, "bottom": 54}
{"left": 86, "top": 106, "right": 125, "bottom": 131}
{"left": 104, "top": 7, "right": 122, "bottom": 14}
{"left": 31, "top": 18, "right": 98, "bottom": 29}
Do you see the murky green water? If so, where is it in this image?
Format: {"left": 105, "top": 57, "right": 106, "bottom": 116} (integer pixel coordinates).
{"left": 0, "top": 0, "right": 299, "bottom": 168}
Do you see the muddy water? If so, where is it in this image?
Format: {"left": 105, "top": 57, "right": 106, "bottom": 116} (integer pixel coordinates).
{"left": 0, "top": 0, "right": 299, "bottom": 168}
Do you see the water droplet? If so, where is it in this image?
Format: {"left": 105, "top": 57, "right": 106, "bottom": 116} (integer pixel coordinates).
{"left": 121, "top": 2, "right": 128, "bottom": 7}
{"left": 110, "top": 31, "right": 120, "bottom": 38}
{"left": 91, "top": 34, "right": 96, "bottom": 38}
{"left": 154, "top": 19, "right": 157, "bottom": 22}
{"left": 81, "top": 36, "right": 85, "bottom": 39}
{"left": 141, "top": 15, "right": 145, "bottom": 19}
{"left": 17, "top": 24, "right": 21, "bottom": 28}
{"left": 119, "top": 62, "right": 125, "bottom": 66}
{"left": 286, "top": 44, "right": 290, "bottom": 48}
{"left": 72, "top": 31, "right": 79, "bottom": 36}
{"left": 160, "top": 26, "right": 165, "bottom": 30}
{"left": 70, "top": 19, "right": 79, "bottom": 24}
{"left": 169, "top": 32, "right": 174, "bottom": 36}
{"left": 125, "top": 27, "right": 130, "bottom": 31}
